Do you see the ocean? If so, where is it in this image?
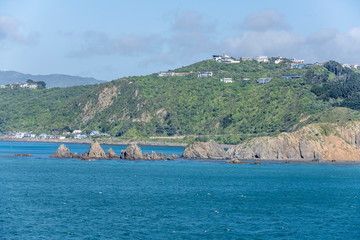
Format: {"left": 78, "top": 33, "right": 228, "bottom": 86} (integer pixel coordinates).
{"left": 1, "top": 141, "right": 360, "bottom": 239}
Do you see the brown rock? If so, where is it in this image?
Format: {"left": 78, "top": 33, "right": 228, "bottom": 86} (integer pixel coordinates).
{"left": 120, "top": 143, "right": 143, "bottom": 160}
{"left": 81, "top": 141, "right": 107, "bottom": 159}
{"left": 142, "top": 152, "right": 151, "bottom": 160}
{"left": 106, "top": 148, "right": 119, "bottom": 159}
{"left": 150, "top": 151, "right": 163, "bottom": 160}
{"left": 50, "top": 144, "right": 72, "bottom": 158}
{"left": 182, "top": 140, "right": 228, "bottom": 159}
{"left": 226, "top": 159, "right": 248, "bottom": 164}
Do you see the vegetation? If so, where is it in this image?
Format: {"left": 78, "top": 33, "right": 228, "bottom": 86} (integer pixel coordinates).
{"left": 1, "top": 59, "right": 359, "bottom": 144}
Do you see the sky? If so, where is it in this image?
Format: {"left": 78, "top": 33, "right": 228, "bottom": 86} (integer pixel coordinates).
{"left": 0, "top": 0, "right": 360, "bottom": 81}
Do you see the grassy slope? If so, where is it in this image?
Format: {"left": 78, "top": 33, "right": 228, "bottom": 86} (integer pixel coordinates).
{"left": 1, "top": 59, "right": 359, "bottom": 144}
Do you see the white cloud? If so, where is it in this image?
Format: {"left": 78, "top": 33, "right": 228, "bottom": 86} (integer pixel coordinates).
{"left": 67, "top": 31, "right": 165, "bottom": 58}
{"left": 0, "top": 16, "right": 38, "bottom": 44}
{"left": 224, "top": 30, "right": 305, "bottom": 58}
{"left": 242, "top": 9, "right": 289, "bottom": 31}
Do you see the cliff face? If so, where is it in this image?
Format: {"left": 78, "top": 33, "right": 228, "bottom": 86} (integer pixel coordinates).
{"left": 182, "top": 140, "right": 228, "bottom": 159}
{"left": 227, "top": 122, "right": 360, "bottom": 161}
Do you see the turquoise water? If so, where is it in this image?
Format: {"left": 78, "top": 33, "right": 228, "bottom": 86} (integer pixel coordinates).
{"left": 1, "top": 141, "right": 360, "bottom": 239}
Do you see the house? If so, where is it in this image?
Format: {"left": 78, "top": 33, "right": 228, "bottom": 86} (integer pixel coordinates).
{"left": 283, "top": 75, "right": 302, "bottom": 79}
{"left": 75, "top": 134, "right": 87, "bottom": 139}
{"left": 213, "top": 54, "right": 239, "bottom": 63}
{"left": 198, "top": 71, "right": 213, "bottom": 78}
{"left": 38, "top": 133, "right": 49, "bottom": 139}
{"left": 72, "top": 130, "right": 82, "bottom": 134}
{"left": 290, "top": 63, "right": 306, "bottom": 69}
{"left": 90, "top": 130, "right": 100, "bottom": 136}
{"left": 158, "top": 71, "right": 190, "bottom": 77}
{"left": 240, "top": 57, "right": 252, "bottom": 61}
{"left": 220, "top": 78, "right": 233, "bottom": 83}
{"left": 291, "top": 58, "right": 304, "bottom": 64}
{"left": 257, "top": 78, "right": 272, "bottom": 84}
{"left": 257, "top": 56, "right": 269, "bottom": 63}
{"left": 0, "top": 85, "right": 5, "bottom": 88}
{"left": 243, "top": 77, "right": 251, "bottom": 81}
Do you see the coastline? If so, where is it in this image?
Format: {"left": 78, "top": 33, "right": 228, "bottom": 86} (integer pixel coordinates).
{"left": 0, "top": 137, "right": 189, "bottom": 147}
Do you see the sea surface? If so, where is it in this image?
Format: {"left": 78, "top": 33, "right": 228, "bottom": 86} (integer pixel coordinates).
{"left": 1, "top": 141, "right": 360, "bottom": 239}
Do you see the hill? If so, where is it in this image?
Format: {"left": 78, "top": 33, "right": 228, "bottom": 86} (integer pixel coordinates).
{"left": 0, "top": 70, "right": 105, "bottom": 88}
{"left": 1, "top": 58, "right": 360, "bottom": 144}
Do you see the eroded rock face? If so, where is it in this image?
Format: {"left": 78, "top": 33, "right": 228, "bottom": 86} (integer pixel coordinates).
{"left": 83, "top": 141, "right": 107, "bottom": 159}
{"left": 120, "top": 143, "right": 143, "bottom": 160}
{"left": 227, "top": 122, "right": 360, "bottom": 161}
{"left": 50, "top": 144, "right": 73, "bottom": 158}
{"left": 182, "top": 140, "right": 228, "bottom": 159}
{"left": 106, "top": 148, "right": 119, "bottom": 159}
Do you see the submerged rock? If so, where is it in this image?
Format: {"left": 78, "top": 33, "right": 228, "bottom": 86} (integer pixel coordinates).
{"left": 226, "top": 159, "right": 248, "bottom": 164}
{"left": 50, "top": 144, "right": 73, "bottom": 158}
{"left": 121, "top": 143, "right": 143, "bottom": 160}
{"left": 182, "top": 140, "right": 228, "bottom": 159}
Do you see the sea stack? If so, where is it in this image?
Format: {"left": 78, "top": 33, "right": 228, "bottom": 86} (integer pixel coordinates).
{"left": 82, "top": 141, "right": 107, "bottom": 159}
{"left": 50, "top": 144, "right": 73, "bottom": 158}
{"left": 120, "top": 143, "right": 143, "bottom": 160}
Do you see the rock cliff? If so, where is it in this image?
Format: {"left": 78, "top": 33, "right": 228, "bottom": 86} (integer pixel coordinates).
{"left": 227, "top": 122, "right": 360, "bottom": 161}
{"left": 182, "top": 140, "right": 228, "bottom": 159}
{"left": 106, "top": 148, "right": 119, "bottom": 159}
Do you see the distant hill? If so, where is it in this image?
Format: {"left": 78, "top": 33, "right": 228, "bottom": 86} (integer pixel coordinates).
{"left": 0, "top": 71, "right": 105, "bottom": 88}
{"left": 1, "top": 58, "right": 360, "bottom": 144}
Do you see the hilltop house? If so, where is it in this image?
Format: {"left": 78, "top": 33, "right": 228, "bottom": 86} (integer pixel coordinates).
{"left": 198, "top": 71, "right": 213, "bottom": 78}
{"left": 257, "top": 56, "right": 269, "bottom": 63}
{"left": 213, "top": 54, "right": 239, "bottom": 63}
{"left": 220, "top": 78, "right": 233, "bottom": 83}
{"left": 158, "top": 71, "right": 190, "bottom": 77}
{"left": 257, "top": 78, "right": 272, "bottom": 84}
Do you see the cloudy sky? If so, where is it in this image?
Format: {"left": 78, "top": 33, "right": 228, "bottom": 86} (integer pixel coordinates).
{"left": 1, "top": 0, "right": 360, "bottom": 80}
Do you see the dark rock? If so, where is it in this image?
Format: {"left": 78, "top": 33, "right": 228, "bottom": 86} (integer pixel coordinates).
{"left": 142, "top": 152, "right": 151, "bottom": 160}
{"left": 226, "top": 159, "right": 248, "bottom": 164}
{"left": 120, "top": 143, "right": 143, "bottom": 160}
{"left": 165, "top": 153, "right": 179, "bottom": 160}
{"left": 9, "top": 153, "right": 33, "bottom": 157}
{"left": 182, "top": 140, "right": 228, "bottom": 159}
{"left": 106, "top": 148, "right": 119, "bottom": 159}
{"left": 50, "top": 144, "right": 72, "bottom": 158}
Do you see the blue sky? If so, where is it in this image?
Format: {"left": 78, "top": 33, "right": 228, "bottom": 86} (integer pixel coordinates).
{"left": 0, "top": 0, "right": 360, "bottom": 80}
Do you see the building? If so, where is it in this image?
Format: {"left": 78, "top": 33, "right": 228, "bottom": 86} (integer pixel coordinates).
{"left": 198, "top": 71, "right": 213, "bottom": 78}
{"left": 282, "top": 75, "right": 302, "bottom": 79}
{"left": 257, "top": 56, "right": 269, "bottom": 63}
{"left": 291, "top": 58, "right": 305, "bottom": 64}
{"left": 72, "top": 130, "right": 82, "bottom": 134}
{"left": 158, "top": 71, "right": 190, "bottom": 77}
{"left": 220, "top": 78, "right": 233, "bottom": 83}
{"left": 243, "top": 77, "right": 251, "bottom": 81}
{"left": 257, "top": 78, "right": 272, "bottom": 84}
{"left": 240, "top": 57, "right": 252, "bottom": 61}
{"left": 0, "top": 85, "right": 6, "bottom": 88}
{"left": 290, "top": 63, "right": 306, "bottom": 69}
{"left": 213, "top": 54, "right": 239, "bottom": 63}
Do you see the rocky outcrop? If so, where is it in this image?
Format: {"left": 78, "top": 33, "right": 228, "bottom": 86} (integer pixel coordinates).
{"left": 81, "top": 141, "right": 107, "bottom": 159}
{"left": 50, "top": 144, "right": 73, "bottom": 158}
{"left": 182, "top": 140, "right": 228, "bottom": 159}
{"left": 120, "top": 143, "right": 143, "bottom": 160}
{"left": 106, "top": 148, "right": 119, "bottom": 159}
{"left": 227, "top": 122, "right": 360, "bottom": 161}
{"left": 150, "top": 151, "right": 163, "bottom": 160}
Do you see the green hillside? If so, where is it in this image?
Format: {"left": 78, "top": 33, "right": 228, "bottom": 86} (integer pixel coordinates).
{"left": 1, "top": 59, "right": 359, "bottom": 144}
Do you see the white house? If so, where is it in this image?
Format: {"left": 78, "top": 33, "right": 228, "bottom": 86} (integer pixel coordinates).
{"left": 198, "top": 71, "right": 213, "bottom": 78}
{"left": 220, "top": 78, "right": 233, "bottom": 83}
{"left": 257, "top": 56, "right": 269, "bottom": 63}
{"left": 72, "top": 130, "right": 82, "bottom": 134}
